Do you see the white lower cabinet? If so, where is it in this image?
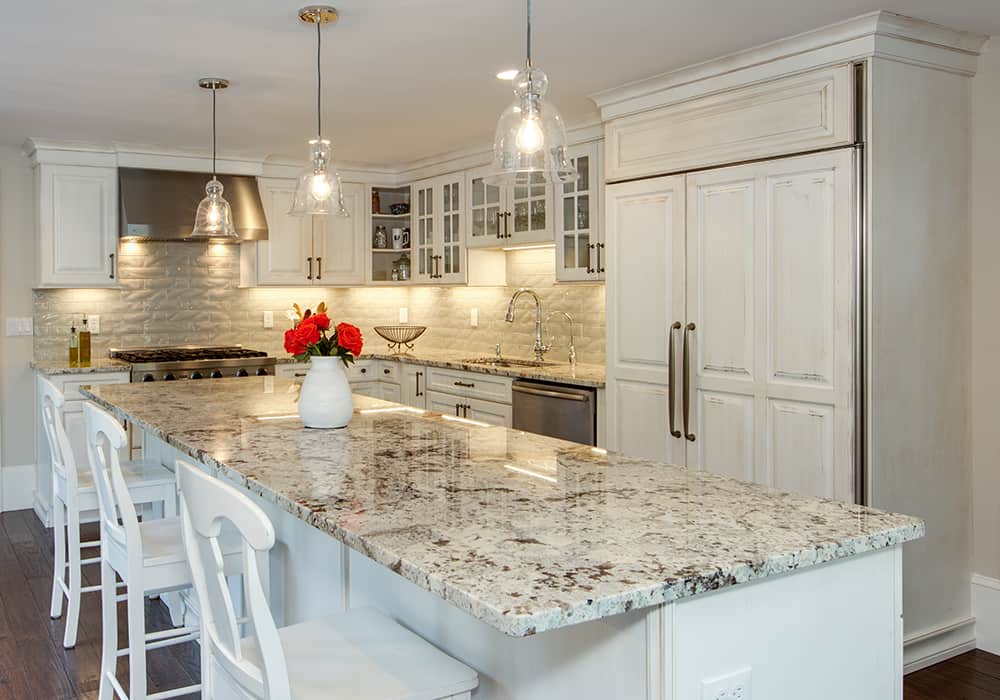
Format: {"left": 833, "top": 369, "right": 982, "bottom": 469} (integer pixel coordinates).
{"left": 425, "top": 391, "right": 511, "bottom": 427}
{"left": 400, "top": 365, "right": 427, "bottom": 409}
{"left": 379, "top": 382, "right": 402, "bottom": 403}
{"left": 606, "top": 150, "right": 855, "bottom": 502}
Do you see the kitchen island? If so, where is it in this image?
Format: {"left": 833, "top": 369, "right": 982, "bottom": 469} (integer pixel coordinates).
{"left": 82, "top": 377, "right": 923, "bottom": 700}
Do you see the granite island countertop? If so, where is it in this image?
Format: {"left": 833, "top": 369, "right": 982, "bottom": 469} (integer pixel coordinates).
{"left": 82, "top": 377, "right": 922, "bottom": 637}
{"left": 31, "top": 358, "right": 131, "bottom": 375}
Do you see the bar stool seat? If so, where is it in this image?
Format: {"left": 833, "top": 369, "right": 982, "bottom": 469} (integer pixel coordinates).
{"left": 237, "top": 608, "right": 479, "bottom": 700}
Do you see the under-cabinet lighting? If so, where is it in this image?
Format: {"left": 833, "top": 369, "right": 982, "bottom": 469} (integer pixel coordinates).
{"left": 256, "top": 414, "right": 300, "bottom": 421}
{"left": 359, "top": 407, "right": 426, "bottom": 416}
{"left": 503, "top": 464, "right": 558, "bottom": 483}
{"left": 591, "top": 447, "right": 607, "bottom": 455}
{"left": 501, "top": 243, "right": 557, "bottom": 252}
{"left": 441, "top": 414, "right": 491, "bottom": 428}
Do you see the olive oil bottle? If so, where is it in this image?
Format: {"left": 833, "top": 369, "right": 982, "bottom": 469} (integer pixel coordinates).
{"left": 79, "top": 317, "right": 92, "bottom": 366}
{"left": 68, "top": 324, "right": 79, "bottom": 368}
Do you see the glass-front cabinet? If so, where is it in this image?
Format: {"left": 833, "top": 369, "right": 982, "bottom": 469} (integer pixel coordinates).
{"left": 466, "top": 165, "right": 554, "bottom": 248}
{"left": 555, "top": 141, "right": 604, "bottom": 282}
{"left": 411, "top": 175, "right": 467, "bottom": 284}
{"left": 368, "top": 185, "right": 412, "bottom": 284}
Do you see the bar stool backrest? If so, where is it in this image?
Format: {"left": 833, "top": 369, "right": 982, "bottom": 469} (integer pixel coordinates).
{"left": 38, "top": 376, "right": 78, "bottom": 494}
{"left": 83, "top": 402, "right": 136, "bottom": 557}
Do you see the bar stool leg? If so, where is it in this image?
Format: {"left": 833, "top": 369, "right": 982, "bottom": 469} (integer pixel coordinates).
{"left": 98, "top": 559, "right": 118, "bottom": 700}
{"left": 49, "top": 497, "right": 67, "bottom": 619}
{"left": 62, "top": 500, "right": 84, "bottom": 648}
{"left": 126, "top": 582, "right": 148, "bottom": 700}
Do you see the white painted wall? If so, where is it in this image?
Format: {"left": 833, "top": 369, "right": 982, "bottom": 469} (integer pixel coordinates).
{"left": 0, "top": 146, "right": 37, "bottom": 510}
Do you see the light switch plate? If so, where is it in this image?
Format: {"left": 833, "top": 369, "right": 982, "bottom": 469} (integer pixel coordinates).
{"left": 470, "top": 308, "right": 479, "bottom": 327}
{"left": 5, "top": 317, "right": 33, "bottom": 337}
{"left": 88, "top": 315, "right": 101, "bottom": 334}
{"left": 399, "top": 307, "right": 409, "bottom": 323}
{"left": 263, "top": 311, "right": 274, "bottom": 329}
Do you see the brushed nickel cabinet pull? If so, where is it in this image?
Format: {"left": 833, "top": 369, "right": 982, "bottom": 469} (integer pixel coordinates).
{"left": 306, "top": 256, "right": 313, "bottom": 280}
{"left": 587, "top": 244, "right": 595, "bottom": 274}
{"left": 455, "top": 403, "right": 461, "bottom": 416}
{"left": 669, "top": 321, "right": 682, "bottom": 438}
{"left": 316, "top": 257, "right": 322, "bottom": 280}
{"left": 682, "top": 322, "right": 696, "bottom": 442}
{"left": 416, "top": 371, "right": 423, "bottom": 397}
{"left": 597, "top": 242, "right": 605, "bottom": 273}
{"left": 109, "top": 253, "right": 115, "bottom": 279}
{"left": 453, "top": 380, "right": 475, "bottom": 388}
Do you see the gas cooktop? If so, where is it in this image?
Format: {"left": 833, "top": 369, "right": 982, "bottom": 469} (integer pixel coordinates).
{"left": 109, "top": 345, "right": 276, "bottom": 382}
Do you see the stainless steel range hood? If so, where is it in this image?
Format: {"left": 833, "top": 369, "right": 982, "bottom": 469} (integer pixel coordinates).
{"left": 118, "top": 168, "right": 268, "bottom": 242}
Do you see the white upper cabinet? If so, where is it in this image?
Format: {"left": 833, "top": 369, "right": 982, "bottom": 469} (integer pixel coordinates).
{"left": 314, "top": 182, "right": 365, "bottom": 286}
{"left": 555, "top": 141, "right": 603, "bottom": 282}
{"left": 411, "top": 174, "right": 467, "bottom": 284}
{"left": 254, "top": 178, "right": 365, "bottom": 286}
{"left": 36, "top": 164, "right": 119, "bottom": 288}
{"left": 465, "top": 165, "right": 554, "bottom": 248}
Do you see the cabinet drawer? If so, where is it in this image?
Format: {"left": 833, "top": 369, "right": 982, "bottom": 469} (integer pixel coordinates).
{"left": 347, "top": 360, "right": 374, "bottom": 382}
{"left": 426, "top": 391, "right": 511, "bottom": 427}
{"left": 275, "top": 363, "right": 310, "bottom": 379}
{"left": 59, "top": 373, "right": 129, "bottom": 400}
{"left": 425, "top": 367, "right": 511, "bottom": 404}
{"left": 376, "top": 361, "right": 400, "bottom": 383}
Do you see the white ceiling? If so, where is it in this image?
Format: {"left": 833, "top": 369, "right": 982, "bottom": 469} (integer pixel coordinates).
{"left": 1, "top": 0, "right": 997, "bottom": 168}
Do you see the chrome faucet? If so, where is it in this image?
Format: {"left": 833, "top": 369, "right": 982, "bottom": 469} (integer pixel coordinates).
{"left": 504, "top": 288, "right": 549, "bottom": 361}
{"left": 544, "top": 310, "right": 577, "bottom": 367}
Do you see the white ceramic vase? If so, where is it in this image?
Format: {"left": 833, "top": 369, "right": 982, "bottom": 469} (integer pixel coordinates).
{"left": 297, "top": 356, "right": 354, "bottom": 429}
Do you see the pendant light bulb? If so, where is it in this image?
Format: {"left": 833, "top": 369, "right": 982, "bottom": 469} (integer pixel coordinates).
{"left": 192, "top": 79, "right": 237, "bottom": 239}
{"left": 290, "top": 6, "right": 348, "bottom": 217}
{"left": 486, "top": 0, "right": 576, "bottom": 186}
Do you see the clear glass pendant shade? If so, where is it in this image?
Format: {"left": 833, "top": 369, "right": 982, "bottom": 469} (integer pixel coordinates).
{"left": 191, "top": 178, "right": 237, "bottom": 238}
{"left": 487, "top": 66, "right": 576, "bottom": 186}
{"left": 289, "top": 139, "right": 349, "bottom": 217}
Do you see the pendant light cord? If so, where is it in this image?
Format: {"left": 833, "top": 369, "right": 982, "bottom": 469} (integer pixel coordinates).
{"left": 525, "top": 0, "right": 532, "bottom": 68}
{"left": 316, "top": 19, "right": 322, "bottom": 138}
{"left": 211, "top": 86, "right": 218, "bottom": 179}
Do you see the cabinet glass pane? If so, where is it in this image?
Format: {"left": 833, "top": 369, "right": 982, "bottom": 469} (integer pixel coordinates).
{"left": 577, "top": 195, "right": 589, "bottom": 230}
{"left": 473, "top": 209, "right": 484, "bottom": 237}
{"left": 563, "top": 235, "right": 575, "bottom": 269}
{"left": 486, "top": 183, "right": 500, "bottom": 205}
{"left": 563, "top": 197, "right": 575, "bottom": 231}
{"left": 426, "top": 190, "right": 433, "bottom": 215}
{"left": 419, "top": 189, "right": 425, "bottom": 216}
{"left": 577, "top": 233, "right": 591, "bottom": 268}
{"left": 531, "top": 185, "right": 545, "bottom": 198}
{"left": 487, "top": 206, "right": 500, "bottom": 237}
{"left": 453, "top": 245, "right": 461, "bottom": 273}
{"left": 473, "top": 178, "right": 484, "bottom": 206}
{"left": 443, "top": 183, "right": 451, "bottom": 210}
{"left": 514, "top": 201, "right": 529, "bottom": 232}
{"left": 443, "top": 214, "right": 450, "bottom": 241}
{"left": 444, "top": 246, "right": 451, "bottom": 272}
{"left": 577, "top": 156, "right": 589, "bottom": 191}
{"left": 531, "top": 200, "right": 545, "bottom": 231}
{"left": 514, "top": 185, "right": 528, "bottom": 201}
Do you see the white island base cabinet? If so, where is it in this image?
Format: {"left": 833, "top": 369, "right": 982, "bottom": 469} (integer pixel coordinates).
{"left": 151, "top": 436, "right": 902, "bottom": 700}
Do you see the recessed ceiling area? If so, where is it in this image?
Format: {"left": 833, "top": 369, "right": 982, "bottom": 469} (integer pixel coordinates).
{"left": 1, "top": 0, "right": 997, "bottom": 168}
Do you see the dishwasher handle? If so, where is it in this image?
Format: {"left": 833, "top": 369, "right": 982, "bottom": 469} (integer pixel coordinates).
{"left": 512, "top": 382, "right": 590, "bottom": 402}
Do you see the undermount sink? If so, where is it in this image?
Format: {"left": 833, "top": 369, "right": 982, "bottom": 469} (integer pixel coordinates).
{"left": 462, "top": 357, "right": 553, "bottom": 368}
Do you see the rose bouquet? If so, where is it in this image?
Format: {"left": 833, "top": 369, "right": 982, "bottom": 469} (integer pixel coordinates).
{"left": 283, "top": 302, "right": 364, "bottom": 366}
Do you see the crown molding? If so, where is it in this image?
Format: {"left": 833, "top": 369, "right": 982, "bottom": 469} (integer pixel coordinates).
{"left": 591, "top": 11, "right": 988, "bottom": 121}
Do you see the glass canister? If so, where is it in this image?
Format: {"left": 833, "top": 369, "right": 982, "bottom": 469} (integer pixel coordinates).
{"left": 373, "top": 225, "right": 388, "bottom": 249}
{"left": 395, "top": 254, "right": 411, "bottom": 281}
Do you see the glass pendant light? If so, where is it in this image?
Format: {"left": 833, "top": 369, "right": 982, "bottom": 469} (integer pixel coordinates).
{"left": 487, "top": 0, "right": 576, "bottom": 186}
{"left": 290, "top": 5, "right": 348, "bottom": 217}
{"left": 192, "top": 78, "right": 238, "bottom": 238}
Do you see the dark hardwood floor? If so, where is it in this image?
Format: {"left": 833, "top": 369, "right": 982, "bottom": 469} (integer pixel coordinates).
{"left": 0, "top": 506, "right": 998, "bottom": 699}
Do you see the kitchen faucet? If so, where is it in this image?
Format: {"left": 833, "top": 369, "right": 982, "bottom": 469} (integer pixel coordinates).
{"left": 504, "top": 288, "right": 549, "bottom": 362}
{"left": 544, "top": 310, "right": 577, "bottom": 367}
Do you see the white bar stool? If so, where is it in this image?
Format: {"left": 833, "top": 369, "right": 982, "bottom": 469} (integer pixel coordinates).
{"left": 84, "top": 402, "right": 247, "bottom": 700}
{"left": 176, "top": 457, "right": 480, "bottom": 700}
{"left": 38, "top": 375, "right": 177, "bottom": 649}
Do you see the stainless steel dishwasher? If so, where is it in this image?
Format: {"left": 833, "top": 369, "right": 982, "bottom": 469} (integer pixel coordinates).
{"left": 511, "top": 380, "right": 597, "bottom": 445}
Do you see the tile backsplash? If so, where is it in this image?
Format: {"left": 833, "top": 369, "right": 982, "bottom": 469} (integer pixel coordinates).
{"left": 33, "top": 241, "right": 605, "bottom": 364}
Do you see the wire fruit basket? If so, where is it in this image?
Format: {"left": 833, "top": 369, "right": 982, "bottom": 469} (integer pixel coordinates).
{"left": 373, "top": 325, "right": 427, "bottom": 352}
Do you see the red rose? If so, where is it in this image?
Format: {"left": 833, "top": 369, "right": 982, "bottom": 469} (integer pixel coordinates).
{"left": 296, "top": 321, "right": 321, "bottom": 348}
{"left": 284, "top": 328, "right": 307, "bottom": 355}
{"left": 308, "top": 313, "right": 331, "bottom": 331}
{"left": 335, "top": 322, "right": 363, "bottom": 357}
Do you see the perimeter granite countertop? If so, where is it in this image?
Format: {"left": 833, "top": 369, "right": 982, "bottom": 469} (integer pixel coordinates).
{"left": 32, "top": 358, "right": 131, "bottom": 375}
{"left": 82, "top": 378, "right": 921, "bottom": 637}
{"left": 280, "top": 347, "right": 607, "bottom": 388}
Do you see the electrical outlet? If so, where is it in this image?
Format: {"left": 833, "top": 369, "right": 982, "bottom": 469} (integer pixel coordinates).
{"left": 702, "top": 668, "right": 751, "bottom": 700}
{"left": 263, "top": 311, "right": 274, "bottom": 329}
{"left": 470, "top": 308, "right": 479, "bottom": 327}
{"left": 399, "top": 307, "right": 409, "bottom": 323}
{"left": 89, "top": 315, "right": 101, "bottom": 334}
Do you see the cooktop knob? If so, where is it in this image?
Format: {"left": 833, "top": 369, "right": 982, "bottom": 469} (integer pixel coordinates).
{"left": 163, "top": 373, "right": 177, "bottom": 381}
{"left": 189, "top": 371, "right": 204, "bottom": 380}
{"left": 141, "top": 373, "right": 155, "bottom": 382}
{"left": 210, "top": 370, "right": 224, "bottom": 379}
{"left": 236, "top": 368, "right": 249, "bottom": 377}
{"left": 255, "top": 368, "right": 269, "bottom": 376}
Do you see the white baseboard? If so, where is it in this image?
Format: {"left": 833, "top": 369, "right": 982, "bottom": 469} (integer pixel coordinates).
{"left": 2, "top": 463, "right": 35, "bottom": 513}
{"left": 903, "top": 616, "right": 977, "bottom": 673}
{"left": 973, "top": 574, "right": 1000, "bottom": 655}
